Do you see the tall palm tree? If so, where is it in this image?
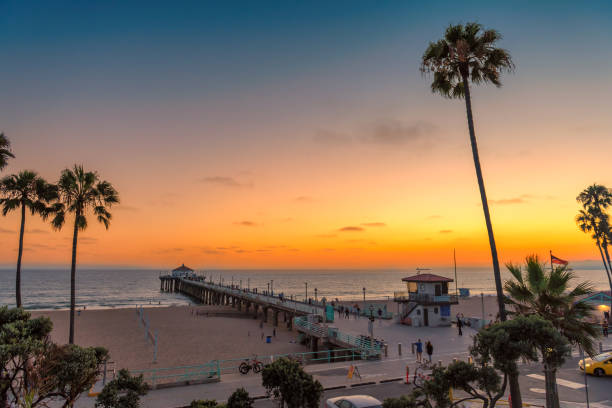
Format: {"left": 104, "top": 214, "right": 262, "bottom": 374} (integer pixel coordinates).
{"left": 576, "top": 210, "right": 612, "bottom": 289}
{"left": 0, "top": 133, "right": 15, "bottom": 171}
{"left": 0, "top": 171, "right": 58, "bottom": 307}
{"left": 504, "top": 255, "right": 598, "bottom": 408}
{"left": 421, "top": 23, "right": 514, "bottom": 322}
{"left": 576, "top": 184, "right": 612, "bottom": 306}
{"left": 51, "top": 165, "right": 119, "bottom": 344}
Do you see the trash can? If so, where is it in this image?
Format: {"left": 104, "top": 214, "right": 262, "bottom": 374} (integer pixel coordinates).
{"left": 266, "top": 336, "right": 272, "bottom": 343}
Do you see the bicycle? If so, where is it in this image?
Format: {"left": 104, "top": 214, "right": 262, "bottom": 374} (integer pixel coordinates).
{"left": 239, "top": 356, "right": 264, "bottom": 374}
{"left": 416, "top": 358, "right": 435, "bottom": 370}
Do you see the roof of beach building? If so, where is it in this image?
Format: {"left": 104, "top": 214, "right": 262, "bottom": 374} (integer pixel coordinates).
{"left": 401, "top": 273, "right": 453, "bottom": 283}
{"left": 576, "top": 290, "right": 611, "bottom": 303}
{"left": 172, "top": 263, "right": 194, "bottom": 272}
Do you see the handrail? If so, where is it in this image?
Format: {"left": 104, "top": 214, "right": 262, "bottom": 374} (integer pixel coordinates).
{"left": 183, "top": 279, "right": 326, "bottom": 317}
{"left": 393, "top": 291, "right": 458, "bottom": 303}
{"left": 294, "top": 316, "right": 381, "bottom": 357}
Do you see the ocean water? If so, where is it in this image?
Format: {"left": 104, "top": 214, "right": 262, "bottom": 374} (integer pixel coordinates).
{"left": 0, "top": 266, "right": 609, "bottom": 310}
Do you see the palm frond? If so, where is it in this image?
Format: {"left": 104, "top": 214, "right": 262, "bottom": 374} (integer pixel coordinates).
{"left": 421, "top": 22, "right": 514, "bottom": 99}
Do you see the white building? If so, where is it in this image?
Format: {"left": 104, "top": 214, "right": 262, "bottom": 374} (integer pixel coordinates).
{"left": 171, "top": 263, "right": 196, "bottom": 278}
{"left": 394, "top": 273, "right": 458, "bottom": 327}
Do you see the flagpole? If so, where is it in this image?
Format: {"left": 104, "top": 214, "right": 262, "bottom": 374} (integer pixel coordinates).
{"left": 550, "top": 250, "right": 553, "bottom": 272}
{"left": 454, "top": 248, "right": 458, "bottom": 296}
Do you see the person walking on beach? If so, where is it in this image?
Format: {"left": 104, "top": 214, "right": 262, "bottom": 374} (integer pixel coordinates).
{"left": 456, "top": 316, "right": 463, "bottom": 336}
{"left": 415, "top": 339, "right": 423, "bottom": 362}
{"left": 426, "top": 340, "right": 433, "bottom": 363}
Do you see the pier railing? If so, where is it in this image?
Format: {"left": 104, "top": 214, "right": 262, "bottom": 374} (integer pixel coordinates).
{"left": 393, "top": 291, "right": 458, "bottom": 304}
{"left": 189, "top": 280, "right": 325, "bottom": 317}
{"left": 294, "top": 316, "right": 382, "bottom": 358}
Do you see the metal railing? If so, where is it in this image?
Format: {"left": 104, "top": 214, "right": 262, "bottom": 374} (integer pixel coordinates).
{"left": 131, "top": 361, "right": 220, "bottom": 388}
{"left": 131, "top": 348, "right": 365, "bottom": 388}
{"left": 184, "top": 279, "right": 326, "bottom": 317}
{"left": 393, "top": 291, "right": 458, "bottom": 303}
{"left": 294, "top": 316, "right": 381, "bottom": 358}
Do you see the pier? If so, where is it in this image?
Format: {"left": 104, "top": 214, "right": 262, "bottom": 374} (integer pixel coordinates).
{"left": 160, "top": 275, "right": 324, "bottom": 330}
{"left": 160, "top": 275, "right": 381, "bottom": 358}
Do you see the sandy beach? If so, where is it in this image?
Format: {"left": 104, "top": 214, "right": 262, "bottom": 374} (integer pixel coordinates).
{"left": 30, "top": 295, "right": 501, "bottom": 372}
{"left": 32, "top": 305, "right": 304, "bottom": 371}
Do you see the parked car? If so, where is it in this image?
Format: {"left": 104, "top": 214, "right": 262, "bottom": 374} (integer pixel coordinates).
{"left": 326, "top": 395, "right": 383, "bottom": 408}
{"left": 579, "top": 351, "right": 612, "bottom": 376}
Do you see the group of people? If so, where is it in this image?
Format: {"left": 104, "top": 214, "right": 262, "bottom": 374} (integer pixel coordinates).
{"left": 414, "top": 338, "right": 434, "bottom": 363}
{"left": 337, "top": 304, "right": 361, "bottom": 319}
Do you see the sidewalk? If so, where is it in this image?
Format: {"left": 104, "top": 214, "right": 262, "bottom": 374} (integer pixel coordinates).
{"left": 75, "top": 347, "right": 472, "bottom": 408}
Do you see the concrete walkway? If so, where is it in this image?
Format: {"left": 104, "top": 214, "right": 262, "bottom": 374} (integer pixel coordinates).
{"left": 74, "top": 319, "right": 612, "bottom": 408}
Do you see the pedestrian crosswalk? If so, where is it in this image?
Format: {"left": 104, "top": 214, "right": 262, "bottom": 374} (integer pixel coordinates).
{"left": 526, "top": 374, "right": 584, "bottom": 390}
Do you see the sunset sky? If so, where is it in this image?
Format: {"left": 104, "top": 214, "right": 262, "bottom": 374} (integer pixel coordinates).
{"left": 1, "top": 1, "right": 612, "bottom": 269}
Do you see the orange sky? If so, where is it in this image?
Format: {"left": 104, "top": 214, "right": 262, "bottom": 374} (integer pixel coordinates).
{"left": 2, "top": 2, "right": 612, "bottom": 269}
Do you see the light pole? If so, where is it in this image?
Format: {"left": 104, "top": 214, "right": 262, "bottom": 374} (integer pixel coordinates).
{"left": 315, "top": 288, "right": 318, "bottom": 303}
{"left": 305, "top": 282, "right": 308, "bottom": 302}
{"left": 368, "top": 304, "right": 375, "bottom": 340}
{"left": 579, "top": 345, "right": 590, "bottom": 408}
{"left": 248, "top": 278, "right": 250, "bottom": 291}
{"left": 267, "top": 282, "right": 270, "bottom": 295}
{"left": 363, "top": 287, "right": 366, "bottom": 309}
{"left": 271, "top": 280, "right": 274, "bottom": 296}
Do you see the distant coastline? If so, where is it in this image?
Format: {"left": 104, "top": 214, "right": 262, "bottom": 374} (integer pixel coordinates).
{"left": 1, "top": 267, "right": 609, "bottom": 310}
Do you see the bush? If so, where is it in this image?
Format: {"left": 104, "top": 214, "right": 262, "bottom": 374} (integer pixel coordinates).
{"left": 95, "top": 369, "right": 148, "bottom": 408}
{"left": 382, "top": 395, "right": 418, "bottom": 408}
{"left": 227, "top": 388, "right": 253, "bottom": 408}
{"left": 190, "top": 400, "right": 226, "bottom": 408}
{"left": 261, "top": 358, "right": 323, "bottom": 408}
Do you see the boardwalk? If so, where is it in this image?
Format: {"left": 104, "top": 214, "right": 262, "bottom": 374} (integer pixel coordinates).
{"left": 160, "top": 275, "right": 324, "bottom": 329}
{"left": 161, "top": 276, "right": 381, "bottom": 357}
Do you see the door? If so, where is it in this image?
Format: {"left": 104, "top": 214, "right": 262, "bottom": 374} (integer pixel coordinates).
{"left": 435, "top": 285, "right": 441, "bottom": 296}
{"left": 605, "top": 359, "right": 612, "bottom": 375}
{"left": 423, "top": 307, "right": 429, "bottom": 326}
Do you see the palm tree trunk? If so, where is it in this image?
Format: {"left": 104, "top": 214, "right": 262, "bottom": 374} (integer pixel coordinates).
{"left": 508, "top": 373, "right": 522, "bottom": 408}
{"left": 69, "top": 209, "right": 80, "bottom": 345}
{"left": 462, "top": 78, "right": 506, "bottom": 323}
{"left": 543, "top": 365, "right": 560, "bottom": 408}
{"left": 15, "top": 202, "right": 26, "bottom": 308}
{"left": 599, "top": 241, "right": 612, "bottom": 313}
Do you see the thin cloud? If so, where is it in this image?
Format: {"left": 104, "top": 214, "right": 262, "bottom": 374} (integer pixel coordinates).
{"left": 115, "top": 205, "right": 139, "bottom": 212}
{"left": 316, "top": 234, "right": 337, "bottom": 238}
{"left": 234, "top": 221, "right": 257, "bottom": 227}
{"left": 362, "top": 222, "right": 386, "bottom": 227}
{"left": 338, "top": 226, "right": 365, "bottom": 232}
{"left": 199, "top": 176, "right": 252, "bottom": 188}
{"left": 293, "top": 196, "right": 314, "bottom": 203}
{"left": 489, "top": 194, "right": 534, "bottom": 205}
{"left": 312, "top": 130, "right": 352, "bottom": 146}
{"left": 27, "top": 228, "right": 50, "bottom": 234}
{"left": 0, "top": 228, "right": 15, "bottom": 234}
{"left": 155, "top": 248, "right": 184, "bottom": 254}
{"left": 360, "top": 120, "right": 437, "bottom": 146}
{"left": 439, "top": 230, "right": 453, "bottom": 234}
{"left": 426, "top": 215, "right": 442, "bottom": 220}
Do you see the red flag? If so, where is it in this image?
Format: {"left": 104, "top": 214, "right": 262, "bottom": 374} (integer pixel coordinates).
{"left": 551, "top": 254, "right": 568, "bottom": 265}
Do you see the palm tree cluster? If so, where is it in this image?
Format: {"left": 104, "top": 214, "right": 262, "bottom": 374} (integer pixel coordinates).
{"left": 0, "top": 134, "right": 119, "bottom": 344}
{"left": 504, "top": 256, "right": 598, "bottom": 408}
{"left": 576, "top": 184, "right": 612, "bottom": 300}
{"left": 421, "top": 22, "right": 514, "bottom": 321}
